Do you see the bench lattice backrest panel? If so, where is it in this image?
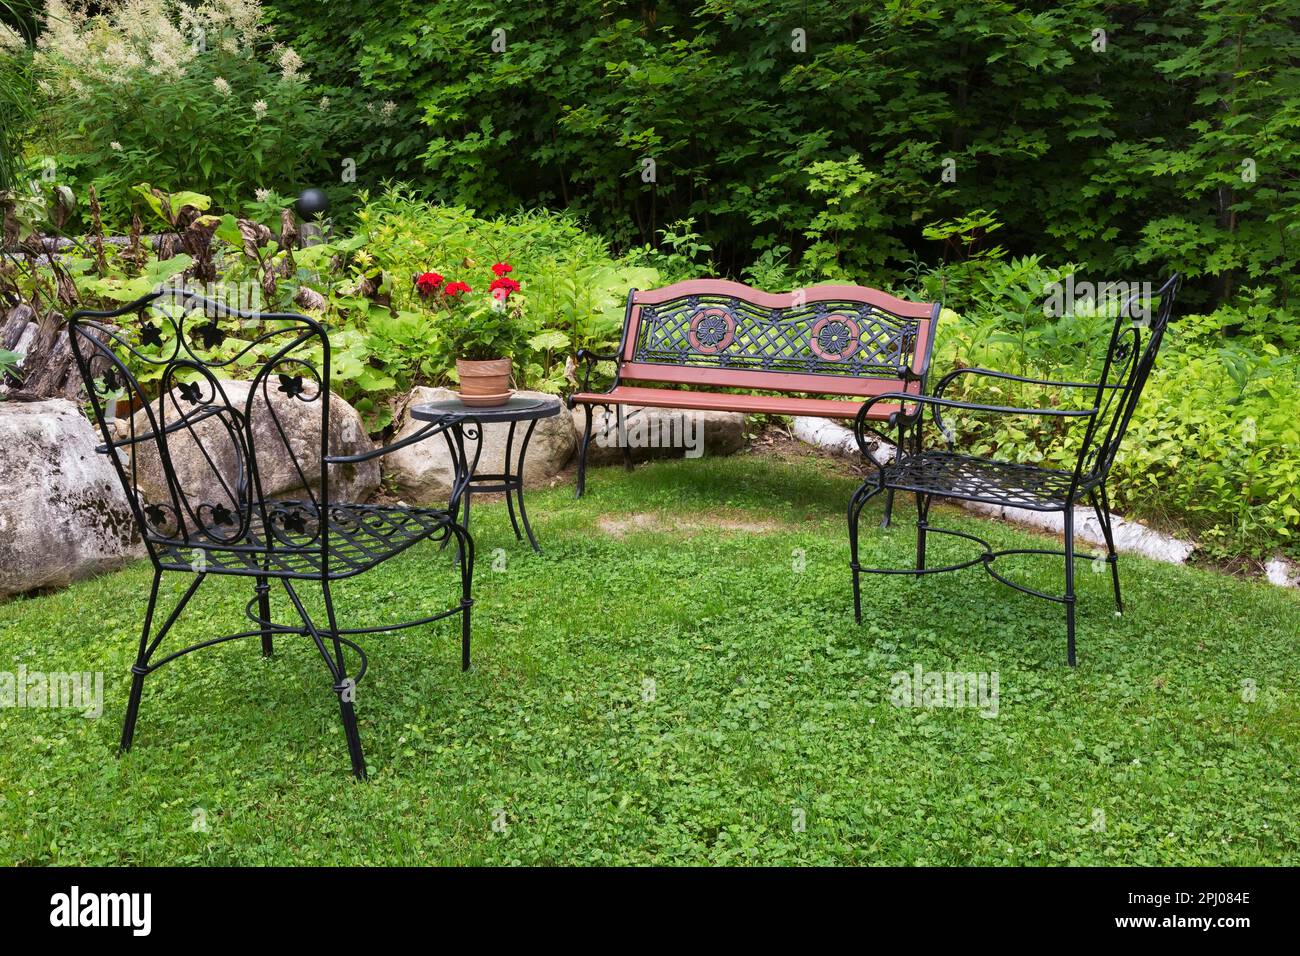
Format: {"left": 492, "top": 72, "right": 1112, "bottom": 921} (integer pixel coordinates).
{"left": 619, "top": 280, "right": 939, "bottom": 397}
{"left": 632, "top": 294, "right": 921, "bottom": 378}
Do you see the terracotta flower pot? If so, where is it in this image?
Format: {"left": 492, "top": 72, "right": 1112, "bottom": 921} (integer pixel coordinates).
{"left": 456, "top": 357, "right": 513, "bottom": 407}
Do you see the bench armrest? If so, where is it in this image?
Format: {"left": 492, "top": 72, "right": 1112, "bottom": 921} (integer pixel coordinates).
{"left": 324, "top": 416, "right": 457, "bottom": 465}
{"left": 567, "top": 348, "right": 621, "bottom": 405}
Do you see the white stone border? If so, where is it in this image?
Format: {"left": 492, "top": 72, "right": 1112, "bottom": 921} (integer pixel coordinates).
{"left": 790, "top": 415, "right": 1295, "bottom": 590}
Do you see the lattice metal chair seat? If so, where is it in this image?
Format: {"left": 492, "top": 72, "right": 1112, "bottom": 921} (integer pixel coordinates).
{"left": 150, "top": 500, "right": 456, "bottom": 578}
{"left": 70, "top": 290, "right": 474, "bottom": 779}
{"left": 880, "top": 452, "right": 1094, "bottom": 511}
{"left": 849, "top": 275, "right": 1181, "bottom": 665}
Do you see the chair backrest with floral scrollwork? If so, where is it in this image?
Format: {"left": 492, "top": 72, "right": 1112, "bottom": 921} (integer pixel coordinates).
{"left": 69, "top": 289, "right": 333, "bottom": 571}
{"left": 1073, "top": 274, "right": 1181, "bottom": 488}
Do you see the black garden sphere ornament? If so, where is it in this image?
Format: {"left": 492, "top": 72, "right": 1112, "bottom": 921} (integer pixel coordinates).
{"left": 295, "top": 187, "right": 330, "bottom": 219}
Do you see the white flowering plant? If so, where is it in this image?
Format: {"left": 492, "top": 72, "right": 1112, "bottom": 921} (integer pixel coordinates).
{"left": 33, "top": 0, "right": 344, "bottom": 227}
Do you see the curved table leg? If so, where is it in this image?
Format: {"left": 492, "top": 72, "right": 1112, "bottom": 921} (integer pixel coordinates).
{"left": 503, "top": 420, "right": 523, "bottom": 541}
{"left": 441, "top": 424, "right": 478, "bottom": 560}
{"left": 514, "top": 417, "right": 543, "bottom": 553}
{"left": 426, "top": 407, "right": 549, "bottom": 555}
{"left": 438, "top": 429, "right": 459, "bottom": 553}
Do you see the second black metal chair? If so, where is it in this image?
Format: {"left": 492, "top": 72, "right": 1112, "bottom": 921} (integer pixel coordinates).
{"left": 849, "top": 275, "right": 1180, "bottom": 665}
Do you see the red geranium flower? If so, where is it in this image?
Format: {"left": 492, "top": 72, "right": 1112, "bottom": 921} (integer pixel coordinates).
{"left": 489, "top": 276, "right": 520, "bottom": 297}
{"left": 491, "top": 262, "right": 513, "bottom": 277}
{"left": 444, "top": 281, "right": 472, "bottom": 296}
{"left": 414, "top": 272, "right": 444, "bottom": 296}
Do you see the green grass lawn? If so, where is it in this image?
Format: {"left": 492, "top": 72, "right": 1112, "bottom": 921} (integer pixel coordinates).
{"left": 1, "top": 451, "right": 1297, "bottom": 865}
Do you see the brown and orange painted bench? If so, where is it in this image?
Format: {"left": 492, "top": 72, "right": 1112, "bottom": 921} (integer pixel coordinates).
{"left": 568, "top": 279, "right": 941, "bottom": 499}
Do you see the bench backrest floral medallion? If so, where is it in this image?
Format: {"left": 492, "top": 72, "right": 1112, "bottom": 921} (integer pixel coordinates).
{"left": 615, "top": 279, "right": 941, "bottom": 398}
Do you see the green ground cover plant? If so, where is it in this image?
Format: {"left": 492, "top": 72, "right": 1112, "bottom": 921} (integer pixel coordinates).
{"left": 1, "top": 455, "right": 1296, "bottom": 865}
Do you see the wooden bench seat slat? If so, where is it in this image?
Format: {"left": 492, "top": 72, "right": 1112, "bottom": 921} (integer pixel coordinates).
{"left": 569, "top": 386, "right": 901, "bottom": 420}
{"left": 615, "top": 362, "right": 910, "bottom": 397}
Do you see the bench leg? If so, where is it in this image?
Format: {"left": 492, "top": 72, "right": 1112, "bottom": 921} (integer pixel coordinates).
{"left": 575, "top": 404, "right": 594, "bottom": 498}
{"left": 617, "top": 405, "right": 633, "bottom": 472}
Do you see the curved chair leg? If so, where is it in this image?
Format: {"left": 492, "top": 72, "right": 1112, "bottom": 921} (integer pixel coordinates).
{"left": 881, "top": 489, "right": 896, "bottom": 528}
{"left": 120, "top": 570, "right": 160, "bottom": 753}
{"left": 1064, "top": 507, "right": 1077, "bottom": 667}
{"left": 915, "top": 493, "right": 931, "bottom": 572}
{"left": 120, "top": 668, "right": 147, "bottom": 754}
{"left": 317, "top": 579, "right": 368, "bottom": 779}
{"left": 336, "top": 689, "right": 366, "bottom": 780}
{"left": 256, "top": 575, "right": 273, "bottom": 657}
{"left": 280, "top": 578, "right": 366, "bottom": 779}
{"left": 848, "top": 481, "right": 882, "bottom": 624}
{"left": 1090, "top": 487, "right": 1123, "bottom": 615}
{"left": 120, "top": 570, "right": 206, "bottom": 753}
{"left": 448, "top": 521, "right": 475, "bottom": 671}
{"left": 575, "top": 404, "right": 594, "bottom": 498}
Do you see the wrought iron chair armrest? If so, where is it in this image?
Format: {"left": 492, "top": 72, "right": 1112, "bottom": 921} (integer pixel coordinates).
{"left": 923, "top": 395, "right": 1097, "bottom": 452}
{"left": 935, "top": 366, "right": 1120, "bottom": 399}
{"left": 93, "top": 404, "right": 230, "bottom": 454}
{"left": 324, "top": 416, "right": 457, "bottom": 465}
{"left": 854, "top": 391, "right": 1097, "bottom": 460}
{"left": 863, "top": 390, "right": 1097, "bottom": 434}
{"left": 853, "top": 392, "right": 928, "bottom": 466}
{"left": 574, "top": 347, "right": 619, "bottom": 363}
{"left": 884, "top": 392, "right": 1098, "bottom": 419}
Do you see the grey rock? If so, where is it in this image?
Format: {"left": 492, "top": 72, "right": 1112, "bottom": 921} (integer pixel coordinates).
{"left": 0, "top": 399, "right": 144, "bottom": 599}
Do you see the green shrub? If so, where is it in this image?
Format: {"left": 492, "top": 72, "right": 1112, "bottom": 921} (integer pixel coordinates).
{"left": 33, "top": 0, "right": 337, "bottom": 227}
{"left": 264, "top": 0, "right": 1299, "bottom": 317}
{"left": 346, "top": 188, "right": 660, "bottom": 394}
{"left": 7, "top": 181, "right": 661, "bottom": 429}
{"left": 1117, "top": 332, "right": 1300, "bottom": 559}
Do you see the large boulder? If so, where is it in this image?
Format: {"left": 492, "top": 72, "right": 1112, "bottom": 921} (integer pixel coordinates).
{"left": 384, "top": 387, "right": 577, "bottom": 503}
{"left": 129, "top": 379, "right": 379, "bottom": 511}
{"left": 571, "top": 404, "right": 746, "bottom": 465}
{"left": 0, "top": 399, "right": 144, "bottom": 599}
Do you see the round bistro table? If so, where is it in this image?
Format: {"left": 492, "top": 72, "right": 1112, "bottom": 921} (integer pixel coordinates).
{"left": 410, "top": 395, "right": 562, "bottom": 553}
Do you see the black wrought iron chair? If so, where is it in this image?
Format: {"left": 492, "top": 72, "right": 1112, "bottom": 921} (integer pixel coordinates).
{"left": 69, "top": 289, "right": 473, "bottom": 778}
{"left": 849, "top": 275, "right": 1180, "bottom": 665}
